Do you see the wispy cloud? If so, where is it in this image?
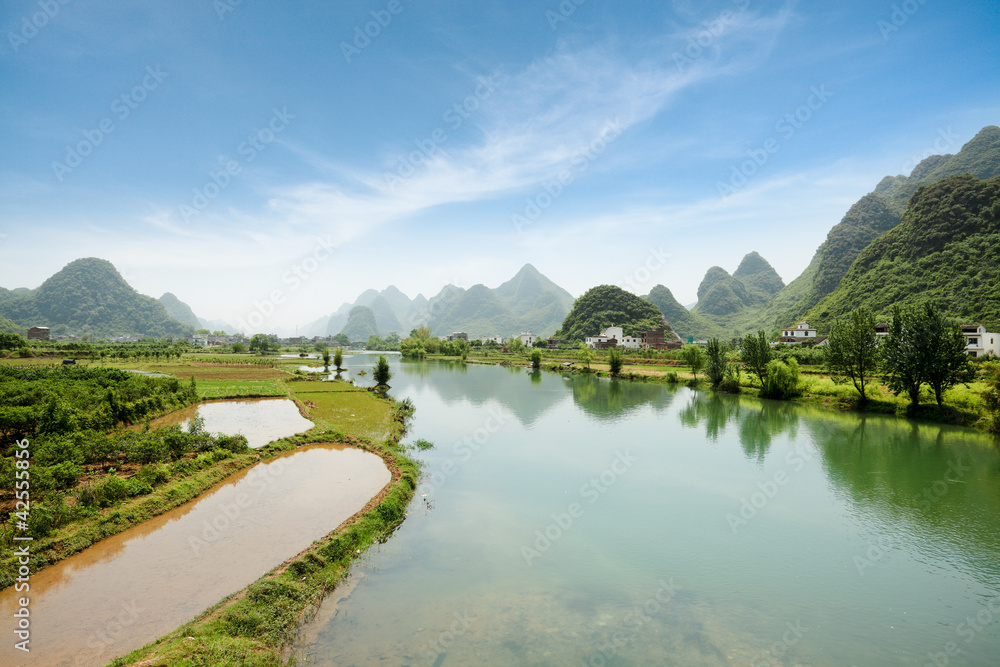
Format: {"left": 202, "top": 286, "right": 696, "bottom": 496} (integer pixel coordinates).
{"left": 209, "top": 8, "right": 794, "bottom": 240}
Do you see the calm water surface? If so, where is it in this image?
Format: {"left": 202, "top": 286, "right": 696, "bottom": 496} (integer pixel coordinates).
{"left": 146, "top": 397, "right": 313, "bottom": 448}
{"left": 0, "top": 445, "right": 390, "bottom": 667}
{"left": 298, "top": 356, "right": 1000, "bottom": 666}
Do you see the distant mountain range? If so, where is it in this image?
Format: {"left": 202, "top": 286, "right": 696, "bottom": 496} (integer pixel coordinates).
{"left": 0, "top": 258, "right": 193, "bottom": 338}
{"left": 6, "top": 125, "right": 998, "bottom": 343}
{"left": 311, "top": 263, "right": 577, "bottom": 340}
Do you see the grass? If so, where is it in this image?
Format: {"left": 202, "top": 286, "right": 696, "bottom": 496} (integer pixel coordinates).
{"left": 196, "top": 379, "right": 285, "bottom": 399}
{"left": 0, "top": 450, "right": 258, "bottom": 589}
{"left": 287, "top": 380, "right": 394, "bottom": 441}
{"left": 0, "top": 351, "right": 420, "bottom": 666}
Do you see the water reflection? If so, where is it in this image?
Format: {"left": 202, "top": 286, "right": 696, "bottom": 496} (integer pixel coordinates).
{"left": 299, "top": 360, "right": 1000, "bottom": 666}
{"left": 145, "top": 397, "right": 313, "bottom": 448}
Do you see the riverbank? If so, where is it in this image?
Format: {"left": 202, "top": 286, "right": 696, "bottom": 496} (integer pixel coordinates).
{"left": 452, "top": 349, "right": 997, "bottom": 434}
{"left": 0, "top": 353, "right": 421, "bottom": 664}
{"left": 113, "top": 395, "right": 419, "bottom": 666}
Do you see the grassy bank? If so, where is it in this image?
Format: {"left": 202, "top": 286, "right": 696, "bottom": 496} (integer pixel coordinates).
{"left": 453, "top": 349, "right": 999, "bottom": 433}
{"left": 0, "top": 353, "right": 422, "bottom": 665}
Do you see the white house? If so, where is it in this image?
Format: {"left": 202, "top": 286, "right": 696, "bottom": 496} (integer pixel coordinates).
{"left": 781, "top": 322, "right": 817, "bottom": 339}
{"left": 960, "top": 324, "right": 1000, "bottom": 358}
{"left": 480, "top": 335, "right": 503, "bottom": 345}
{"left": 584, "top": 326, "right": 642, "bottom": 349}
{"left": 518, "top": 331, "right": 538, "bottom": 347}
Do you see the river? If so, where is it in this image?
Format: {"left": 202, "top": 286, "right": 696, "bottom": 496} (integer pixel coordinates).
{"left": 297, "top": 355, "right": 1000, "bottom": 666}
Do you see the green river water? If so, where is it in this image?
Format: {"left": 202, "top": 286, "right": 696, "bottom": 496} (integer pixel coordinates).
{"left": 297, "top": 355, "right": 1000, "bottom": 666}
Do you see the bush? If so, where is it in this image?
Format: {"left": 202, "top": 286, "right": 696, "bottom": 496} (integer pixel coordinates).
{"left": 128, "top": 432, "right": 169, "bottom": 464}
{"left": 530, "top": 349, "right": 542, "bottom": 370}
{"left": 98, "top": 474, "right": 130, "bottom": 506}
{"left": 135, "top": 464, "right": 169, "bottom": 487}
{"left": 608, "top": 347, "right": 624, "bottom": 376}
{"left": 215, "top": 434, "right": 249, "bottom": 453}
{"left": 125, "top": 477, "right": 153, "bottom": 497}
{"left": 665, "top": 371, "right": 680, "bottom": 383}
{"left": 759, "top": 359, "right": 801, "bottom": 400}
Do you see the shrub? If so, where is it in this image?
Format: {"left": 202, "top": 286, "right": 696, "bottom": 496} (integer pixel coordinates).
{"left": 214, "top": 434, "right": 249, "bottom": 453}
{"left": 135, "top": 464, "right": 169, "bottom": 487}
{"left": 759, "top": 359, "right": 801, "bottom": 400}
{"left": 99, "top": 474, "right": 130, "bottom": 506}
{"left": 665, "top": 371, "right": 680, "bottom": 383}
{"left": 530, "top": 349, "right": 542, "bottom": 370}
{"left": 608, "top": 347, "right": 624, "bottom": 376}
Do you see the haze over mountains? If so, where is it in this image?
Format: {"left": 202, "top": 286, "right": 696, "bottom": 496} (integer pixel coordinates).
{"left": 2, "top": 126, "right": 998, "bottom": 342}
{"left": 306, "top": 263, "right": 576, "bottom": 339}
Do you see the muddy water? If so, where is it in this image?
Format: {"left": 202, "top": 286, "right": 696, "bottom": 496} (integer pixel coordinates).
{"left": 0, "top": 444, "right": 390, "bottom": 667}
{"left": 146, "top": 397, "right": 313, "bottom": 448}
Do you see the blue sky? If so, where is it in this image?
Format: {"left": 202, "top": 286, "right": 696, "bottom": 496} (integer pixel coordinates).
{"left": 1, "top": 0, "right": 998, "bottom": 333}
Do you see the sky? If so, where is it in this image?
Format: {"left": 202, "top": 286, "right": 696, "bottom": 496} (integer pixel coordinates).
{"left": 1, "top": 0, "right": 998, "bottom": 334}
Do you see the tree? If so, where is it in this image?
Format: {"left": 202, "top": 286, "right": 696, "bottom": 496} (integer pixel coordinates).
{"left": 705, "top": 338, "right": 729, "bottom": 388}
{"left": 248, "top": 334, "right": 270, "bottom": 355}
{"left": 681, "top": 344, "right": 704, "bottom": 381}
{"left": 507, "top": 337, "right": 525, "bottom": 354}
{"left": 576, "top": 343, "right": 595, "bottom": 370}
{"left": 881, "top": 305, "right": 924, "bottom": 408}
{"left": 740, "top": 330, "right": 772, "bottom": 386}
{"left": 825, "top": 308, "right": 880, "bottom": 408}
{"left": 0, "top": 333, "right": 27, "bottom": 350}
{"left": 608, "top": 346, "right": 624, "bottom": 376}
{"left": 231, "top": 342, "right": 246, "bottom": 354}
{"left": 333, "top": 333, "right": 350, "bottom": 346}
{"left": 981, "top": 361, "right": 1000, "bottom": 434}
{"left": 334, "top": 347, "right": 344, "bottom": 372}
{"left": 882, "top": 303, "right": 974, "bottom": 408}
{"left": 322, "top": 349, "right": 331, "bottom": 372}
{"left": 373, "top": 355, "right": 392, "bottom": 387}
{"left": 760, "top": 358, "right": 801, "bottom": 400}
{"left": 410, "top": 326, "right": 432, "bottom": 340}
{"left": 530, "top": 349, "right": 542, "bottom": 370}
{"left": 916, "top": 303, "right": 974, "bottom": 406}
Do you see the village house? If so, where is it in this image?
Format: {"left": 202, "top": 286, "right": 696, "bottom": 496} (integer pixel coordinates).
{"left": 641, "top": 327, "right": 681, "bottom": 350}
{"left": 518, "top": 331, "right": 537, "bottom": 346}
{"left": 584, "top": 326, "right": 643, "bottom": 349}
{"left": 27, "top": 326, "right": 50, "bottom": 340}
{"left": 960, "top": 324, "right": 1000, "bottom": 358}
{"left": 446, "top": 332, "right": 468, "bottom": 342}
{"left": 480, "top": 335, "right": 503, "bottom": 345}
{"left": 773, "top": 321, "right": 821, "bottom": 346}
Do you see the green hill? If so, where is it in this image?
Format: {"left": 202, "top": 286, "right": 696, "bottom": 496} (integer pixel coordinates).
{"left": 732, "top": 251, "right": 785, "bottom": 303}
{"left": 556, "top": 285, "right": 665, "bottom": 341}
{"left": 0, "top": 258, "right": 193, "bottom": 338}
{"left": 757, "top": 126, "right": 1000, "bottom": 330}
{"left": 806, "top": 174, "right": 1000, "bottom": 330}
{"left": 0, "top": 313, "right": 22, "bottom": 336}
{"left": 340, "top": 305, "right": 379, "bottom": 342}
{"left": 158, "top": 292, "right": 201, "bottom": 329}
{"left": 692, "top": 252, "right": 783, "bottom": 321}
{"left": 642, "top": 285, "right": 726, "bottom": 341}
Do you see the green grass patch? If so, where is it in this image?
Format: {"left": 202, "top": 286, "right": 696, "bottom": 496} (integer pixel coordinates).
{"left": 196, "top": 379, "right": 285, "bottom": 399}
{"left": 288, "top": 381, "right": 394, "bottom": 441}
